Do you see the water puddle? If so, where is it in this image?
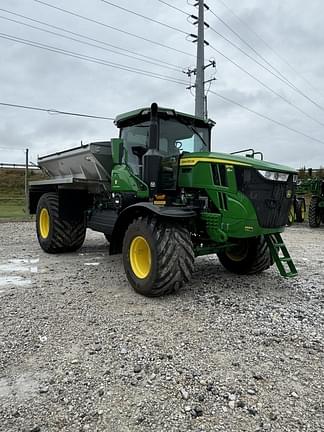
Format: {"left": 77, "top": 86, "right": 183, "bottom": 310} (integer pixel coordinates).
{"left": 0, "top": 258, "right": 38, "bottom": 290}
{"left": 0, "top": 373, "right": 46, "bottom": 400}
{"left": 84, "top": 262, "right": 100, "bottom": 266}
{"left": 0, "top": 258, "right": 39, "bottom": 274}
{"left": 0, "top": 276, "right": 32, "bottom": 288}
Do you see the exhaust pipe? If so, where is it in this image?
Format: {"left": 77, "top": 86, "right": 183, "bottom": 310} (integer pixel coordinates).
{"left": 143, "top": 103, "right": 162, "bottom": 198}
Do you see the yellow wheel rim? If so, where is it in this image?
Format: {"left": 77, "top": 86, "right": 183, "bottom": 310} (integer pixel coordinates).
{"left": 39, "top": 208, "right": 50, "bottom": 239}
{"left": 288, "top": 205, "right": 294, "bottom": 224}
{"left": 129, "top": 236, "right": 151, "bottom": 279}
{"left": 301, "top": 204, "right": 306, "bottom": 221}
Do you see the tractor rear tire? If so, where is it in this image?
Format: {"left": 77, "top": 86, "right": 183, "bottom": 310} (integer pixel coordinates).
{"left": 36, "top": 192, "right": 86, "bottom": 253}
{"left": 309, "top": 196, "right": 321, "bottom": 227}
{"left": 295, "top": 198, "right": 306, "bottom": 223}
{"left": 217, "top": 236, "right": 272, "bottom": 275}
{"left": 122, "top": 216, "right": 194, "bottom": 297}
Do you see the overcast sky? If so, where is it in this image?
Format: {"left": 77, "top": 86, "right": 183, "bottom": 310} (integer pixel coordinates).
{"left": 0, "top": 0, "right": 323, "bottom": 169}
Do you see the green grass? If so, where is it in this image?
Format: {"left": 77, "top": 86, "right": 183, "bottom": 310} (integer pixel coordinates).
{"left": 0, "top": 203, "right": 27, "bottom": 219}
{"left": 0, "top": 168, "right": 45, "bottom": 220}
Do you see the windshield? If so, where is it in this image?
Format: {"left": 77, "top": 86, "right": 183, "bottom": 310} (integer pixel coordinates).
{"left": 120, "top": 117, "right": 210, "bottom": 177}
{"left": 159, "top": 118, "right": 210, "bottom": 154}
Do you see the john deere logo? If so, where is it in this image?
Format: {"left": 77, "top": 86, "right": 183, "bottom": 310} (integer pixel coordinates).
{"left": 286, "top": 190, "right": 292, "bottom": 198}
{"left": 244, "top": 226, "right": 254, "bottom": 232}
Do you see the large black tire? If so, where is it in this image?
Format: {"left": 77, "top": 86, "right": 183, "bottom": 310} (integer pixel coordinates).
{"left": 309, "top": 196, "right": 321, "bottom": 227}
{"left": 36, "top": 192, "right": 86, "bottom": 253}
{"left": 217, "top": 236, "right": 272, "bottom": 275}
{"left": 295, "top": 198, "right": 306, "bottom": 223}
{"left": 122, "top": 216, "right": 194, "bottom": 297}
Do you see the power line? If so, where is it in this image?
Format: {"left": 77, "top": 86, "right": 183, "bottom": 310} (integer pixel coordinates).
{"left": 159, "top": 0, "right": 324, "bottom": 121}
{"left": 208, "top": 44, "right": 324, "bottom": 127}
{"left": 2, "top": 4, "right": 323, "bottom": 149}
{"left": 209, "top": 90, "right": 324, "bottom": 146}
{"left": 32, "top": 0, "right": 194, "bottom": 59}
{"left": 101, "top": 0, "right": 188, "bottom": 35}
{"left": 157, "top": 0, "right": 190, "bottom": 16}
{"left": 208, "top": 8, "right": 291, "bottom": 84}
{"left": 215, "top": 0, "right": 323, "bottom": 96}
{"left": 208, "top": 27, "right": 294, "bottom": 91}
{"left": 3, "top": 97, "right": 323, "bottom": 150}
{"left": 0, "top": 32, "right": 188, "bottom": 85}
{"left": 208, "top": 7, "right": 324, "bottom": 114}
{"left": 0, "top": 147, "right": 24, "bottom": 151}
{"left": 0, "top": 102, "right": 115, "bottom": 120}
{"left": 0, "top": 14, "right": 182, "bottom": 73}
{"left": 0, "top": 7, "right": 182, "bottom": 72}
{"left": 1, "top": 82, "right": 323, "bottom": 148}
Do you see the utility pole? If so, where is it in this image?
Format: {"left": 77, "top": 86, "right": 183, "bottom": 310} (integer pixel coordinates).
{"left": 195, "top": 0, "right": 205, "bottom": 119}
{"left": 25, "top": 148, "right": 29, "bottom": 215}
{"left": 185, "top": 1, "right": 216, "bottom": 119}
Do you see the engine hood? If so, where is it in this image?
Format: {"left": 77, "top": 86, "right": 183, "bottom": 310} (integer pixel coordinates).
{"left": 180, "top": 151, "right": 297, "bottom": 174}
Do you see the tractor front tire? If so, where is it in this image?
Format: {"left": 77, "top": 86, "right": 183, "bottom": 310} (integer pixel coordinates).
{"left": 36, "top": 192, "right": 86, "bottom": 253}
{"left": 122, "top": 216, "right": 194, "bottom": 297}
{"left": 309, "top": 196, "right": 321, "bottom": 227}
{"left": 217, "top": 236, "right": 272, "bottom": 275}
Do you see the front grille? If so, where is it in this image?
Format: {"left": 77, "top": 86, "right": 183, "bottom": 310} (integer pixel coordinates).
{"left": 235, "top": 167, "right": 295, "bottom": 228}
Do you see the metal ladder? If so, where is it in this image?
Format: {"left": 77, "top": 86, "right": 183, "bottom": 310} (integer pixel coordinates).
{"left": 265, "top": 233, "right": 298, "bottom": 278}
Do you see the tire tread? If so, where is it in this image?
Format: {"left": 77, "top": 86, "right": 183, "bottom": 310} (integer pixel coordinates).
{"left": 123, "top": 216, "right": 194, "bottom": 297}
{"left": 36, "top": 193, "right": 86, "bottom": 253}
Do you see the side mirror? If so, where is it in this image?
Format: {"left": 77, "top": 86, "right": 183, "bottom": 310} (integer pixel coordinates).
{"left": 111, "top": 138, "right": 124, "bottom": 165}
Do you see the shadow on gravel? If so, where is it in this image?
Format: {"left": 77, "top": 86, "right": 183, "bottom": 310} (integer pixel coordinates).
{"left": 187, "top": 255, "right": 293, "bottom": 300}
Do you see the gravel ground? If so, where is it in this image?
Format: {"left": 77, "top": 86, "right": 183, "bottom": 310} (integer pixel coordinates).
{"left": 0, "top": 222, "right": 323, "bottom": 432}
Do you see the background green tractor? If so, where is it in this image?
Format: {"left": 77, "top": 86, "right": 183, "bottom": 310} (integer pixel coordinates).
{"left": 290, "top": 176, "right": 324, "bottom": 227}
{"left": 29, "top": 103, "right": 298, "bottom": 297}
{"left": 288, "top": 195, "right": 306, "bottom": 225}
{"left": 308, "top": 178, "right": 324, "bottom": 227}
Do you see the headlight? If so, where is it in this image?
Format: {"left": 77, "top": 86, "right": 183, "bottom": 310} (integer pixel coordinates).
{"left": 258, "top": 170, "right": 289, "bottom": 182}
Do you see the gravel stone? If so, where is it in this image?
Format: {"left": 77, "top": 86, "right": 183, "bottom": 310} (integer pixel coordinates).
{"left": 194, "top": 405, "right": 203, "bottom": 417}
{"left": 180, "top": 388, "right": 189, "bottom": 400}
{"left": 0, "top": 222, "right": 323, "bottom": 432}
{"left": 228, "top": 400, "right": 235, "bottom": 410}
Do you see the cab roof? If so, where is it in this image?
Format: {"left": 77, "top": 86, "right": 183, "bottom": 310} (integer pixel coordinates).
{"left": 114, "top": 106, "right": 216, "bottom": 129}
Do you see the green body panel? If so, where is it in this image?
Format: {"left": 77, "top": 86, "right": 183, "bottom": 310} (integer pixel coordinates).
{"left": 178, "top": 153, "right": 291, "bottom": 241}
{"left": 200, "top": 212, "right": 227, "bottom": 242}
{"left": 111, "top": 165, "right": 148, "bottom": 198}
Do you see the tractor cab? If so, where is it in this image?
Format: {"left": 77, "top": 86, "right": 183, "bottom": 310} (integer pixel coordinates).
{"left": 114, "top": 103, "right": 215, "bottom": 194}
